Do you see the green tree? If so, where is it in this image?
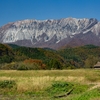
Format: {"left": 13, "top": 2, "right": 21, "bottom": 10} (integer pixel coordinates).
{"left": 85, "top": 55, "right": 99, "bottom": 68}
{"left": 48, "top": 59, "right": 62, "bottom": 69}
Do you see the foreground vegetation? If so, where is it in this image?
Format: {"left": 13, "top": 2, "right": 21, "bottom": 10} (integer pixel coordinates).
{"left": 0, "top": 43, "right": 100, "bottom": 99}
{"left": 0, "top": 69, "right": 100, "bottom": 100}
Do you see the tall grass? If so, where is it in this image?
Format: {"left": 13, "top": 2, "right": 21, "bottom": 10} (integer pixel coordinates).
{"left": 0, "top": 69, "right": 100, "bottom": 99}
{"left": 0, "top": 69, "right": 100, "bottom": 92}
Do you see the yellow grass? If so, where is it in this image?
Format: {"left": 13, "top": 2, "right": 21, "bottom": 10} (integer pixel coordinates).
{"left": 0, "top": 69, "right": 100, "bottom": 93}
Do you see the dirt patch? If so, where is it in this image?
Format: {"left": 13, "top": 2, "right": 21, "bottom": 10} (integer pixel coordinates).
{"left": 88, "top": 83, "right": 100, "bottom": 91}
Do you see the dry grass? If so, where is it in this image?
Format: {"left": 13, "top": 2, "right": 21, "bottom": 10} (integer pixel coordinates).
{"left": 0, "top": 69, "right": 100, "bottom": 93}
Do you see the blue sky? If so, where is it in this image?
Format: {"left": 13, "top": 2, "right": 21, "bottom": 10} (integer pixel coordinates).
{"left": 0, "top": 0, "right": 100, "bottom": 26}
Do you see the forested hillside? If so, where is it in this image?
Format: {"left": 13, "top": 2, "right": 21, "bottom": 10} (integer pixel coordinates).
{"left": 0, "top": 44, "right": 14, "bottom": 63}
{"left": 0, "top": 43, "right": 65, "bottom": 70}
{"left": 58, "top": 45, "right": 100, "bottom": 68}
{"left": 0, "top": 43, "right": 100, "bottom": 70}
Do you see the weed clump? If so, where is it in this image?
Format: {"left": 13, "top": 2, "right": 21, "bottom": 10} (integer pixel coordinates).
{"left": 46, "top": 81, "right": 73, "bottom": 96}
{"left": 0, "top": 80, "right": 16, "bottom": 89}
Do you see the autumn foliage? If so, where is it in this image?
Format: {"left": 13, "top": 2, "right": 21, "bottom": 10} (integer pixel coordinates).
{"left": 1, "top": 43, "right": 100, "bottom": 70}
{"left": 24, "top": 59, "right": 46, "bottom": 69}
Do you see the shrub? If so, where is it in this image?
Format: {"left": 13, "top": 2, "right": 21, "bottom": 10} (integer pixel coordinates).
{"left": 17, "top": 62, "right": 41, "bottom": 70}
{"left": 46, "top": 81, "right": 73, "bottom": 96}
{"left": 0, "top": 80, "right": 16, "bottom": 89}
{"left": 17, "top": 64, "right": 28, "bottom": 70}
{"left": 0, "top": 62, "right": 18, "bottom": 70}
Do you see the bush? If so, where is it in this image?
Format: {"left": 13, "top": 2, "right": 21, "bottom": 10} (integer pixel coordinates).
{"left": 17, "top": 62, "right": 41, "bottom": 70}
{"left": 0, "top": 80, "right": 16, "bottom": 89}
{"left": 17, "top": 64, "right": 28, "bottom": 70}
{"left": 0, "top": 62, "right": 18, "bottom": 70}
{"left": 46, "top": 81, "right": 73, "bottom": 96}
{"left": 0, "top": 61, "right": 44, "bottom": 70}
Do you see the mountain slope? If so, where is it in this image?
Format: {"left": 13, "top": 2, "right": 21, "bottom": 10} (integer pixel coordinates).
{"left": 0, "top": 18, "right": 100, "bottom": 49}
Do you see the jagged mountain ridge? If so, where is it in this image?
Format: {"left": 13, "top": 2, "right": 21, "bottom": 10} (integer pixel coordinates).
{"left": 0, "top": 17, "right": 100, "bottom": 49}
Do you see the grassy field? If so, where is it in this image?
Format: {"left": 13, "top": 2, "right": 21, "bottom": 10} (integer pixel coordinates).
{"left": 0, "top": 69, "right": 100, "bottom": 100}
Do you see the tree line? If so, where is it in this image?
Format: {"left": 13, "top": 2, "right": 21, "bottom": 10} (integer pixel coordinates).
{"left": 0, "top": 43, "right": 100, "bottom": 70}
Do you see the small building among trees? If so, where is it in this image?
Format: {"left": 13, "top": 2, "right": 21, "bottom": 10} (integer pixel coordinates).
{"left": 94, "top": 62, "right": 100, "bottom": 69}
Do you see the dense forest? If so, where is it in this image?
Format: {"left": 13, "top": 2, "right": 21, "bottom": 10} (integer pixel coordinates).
{"left": 0, "top": 43, "right": 100, "bottom": 70}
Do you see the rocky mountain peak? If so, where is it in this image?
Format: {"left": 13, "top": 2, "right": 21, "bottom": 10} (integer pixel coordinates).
{"left": 0, "top": 17, "right": 100, "bottom": 49}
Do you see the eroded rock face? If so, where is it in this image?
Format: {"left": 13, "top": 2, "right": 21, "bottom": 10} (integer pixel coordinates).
{"left": 0, "top": 17, "right": 100, "bottom": 49}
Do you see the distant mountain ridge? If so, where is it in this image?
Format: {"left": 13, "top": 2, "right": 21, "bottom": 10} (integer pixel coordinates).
{"left": 0, "top": 17, "right": 100, "bottom": 49}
